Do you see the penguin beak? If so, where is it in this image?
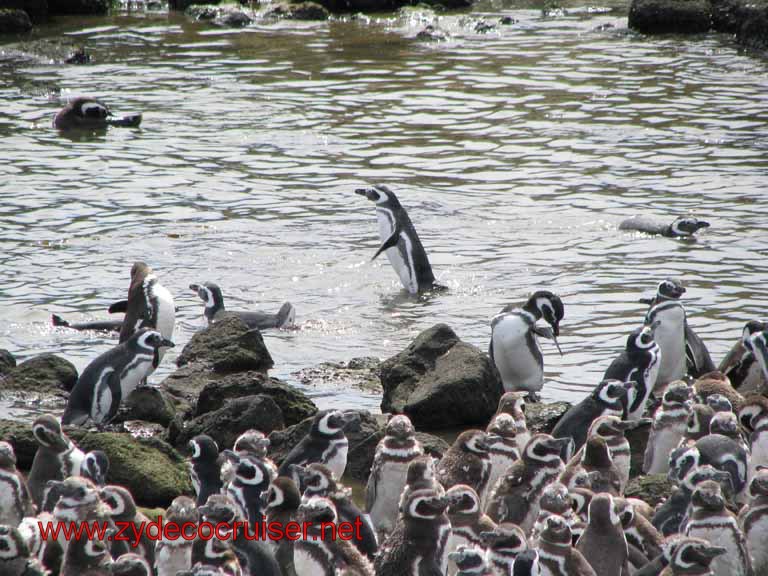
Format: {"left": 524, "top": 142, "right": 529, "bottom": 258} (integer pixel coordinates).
{"left": 700, "top": 545, "right": 727, "bottom": 559}
{"left": 638, "top": 296, "right": 654, "bottom": 305}
{"left": 160, "top": 338, "right": 175, "bottom": 348}
{"left": 696, "top": 220, "right": 711, "bottom": 230}
{"left": 189, "top": 283, "right": 200, "bottom": 292}
{"left": 355, "top": 188, "right": 376, "bottom": 201}
{"left": 533, "top": 325, "right": 563, "bottom": 356}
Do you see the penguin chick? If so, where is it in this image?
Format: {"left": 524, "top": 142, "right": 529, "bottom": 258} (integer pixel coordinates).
{"left": 60, "top": 535, "right": 113, "bottom": 576}
{"left": 0, "top": 524, "right": 36, "bottom": 576}
{"left": 262, "top": 477, "right": 301, "bottom": 576}
{"left": 693, "top": 371, "right": 745, "bottom": 413}
{"left": 530, "top": 482, "right": 573, "bottom": 546}
{"left": 190, "top": 537, "right": 242, "bottom": 576}
{"left": 399, "top": 455, "right": 444, "bottom": 514}
{"left": 575, "top": 493, "right": 628, "bottom": 576}
{"left": 538, "top": 514, "right": 596, "bottom": 576}
{"left": 187, "top": 435, "right": 223, "bottom": 507}
{"left": 444, "top": 484, "right": 495, "bottom": 568}
{"left": 448, "top": 545, "right": 493, "bottom": 576}
{"left": 99, "top": 485, "right": 154, "bottom": 565}
{"left": 644, "top": 381, "right": 692, "bottom": 474}
{"left": 613, "top": 496, "right": 663, "bottom": 562}
{"left": 154, "top": 496, "right": 198, "bottom": 576}
{"left": 484, "top": 413, "right": 521, "bottom": 509}
{"left": 560, "top": 436, "right": 621, "bottom": 496}
{"left": 584, "top": 415, "right": 647, "bottom": 492}
{"left": 739, "top": 466, "right": 768, "bottom": 575}
{"left": 495, "top": 391, "right": 531, "bottom": 453}
{"left": 658, "top": 537, "right": 726, "bottom": 576}
{"left": 437, "top": 430, "right": 493, "bottom": 502}
{"left": 80, "top": 451, "right": 109, "bottom": 487}
{"left": 110, "top": 553, "right": 152, "bottom": 576}
{"left": 480, "top": 522, "right": 527, "bottom": 576}
{"left": 0, "top": 441, "right": 36, "bottom": 526}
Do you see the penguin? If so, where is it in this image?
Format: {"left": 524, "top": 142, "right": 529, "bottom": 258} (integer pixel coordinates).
{"left": 111, "top": 554, "right": 153, "bottom": 576}
{"left": 684, "top": 403, "right": 716, "bottom": 444}
{"left": 51, "top": 314, "right": 122, "bottom": 333}
{"left": 719, "top": 320, "right": 768, "bottom": 393}
{"left": 99, "top": 485, "right": 154, "bottom": 566}
{"left": 708, "top": 411, "right": 749, "bottom": 455}
{"left": 512, "top": 550, "right": 541, "bottom": 576}
{"left": 399, "top": 455, "right": 445, "bottom": 513}
{"left": 485, "top": 413, "right": 521, "bottom": 508}
{"left": 643, "top": 381, "right": 693, "bottom": 474}
{"left": 705, "top": 393, "right": 735, "bottom": 414}
{"left": 299, "top": 463, "right": 378, "bottom": 559}
{"left": 294, "top": 496, "right": 374, "bottom": 576}
{"left": 187, "top": 435, "right": 223, "bottom": 506}
{"left": 190, "top": 537, "right": 242, "bottom": 576}
{"left": 365, "top": 414, "right": 424, "bottom": 540}
{"left": 742, "top": 328, "right": 768, "bottom": 388}
{"left": 190, "top": 282, "right": 296, "bottom": 330}
{"left": 645, "top": 297, "right": 685, "bottom": 390}
{"left": 489, "top": 290, "right": 564, "bottom": 400}
{"left": 619, "top": 215, "right": 710, "bottom": 238}
{"left": 613, "top": 496, "right": 664, "bottom": 564}
{"left": 560, "top": 436, "right": 621, "bottom": 496}
{"left": 62, "top": 329, "right": 175, "bottom": 426}
{"left": 537, "top": 514, "right": 596, "bottom": 576}
{"left": 437, "top": 430, "right": 493, "bottom": 502}
{"left": 278, "top": 410, "right": 356, "bottom": 482}
{"left": 262, "top": 476, "right": 301, "bottom": 576}
{"left": 447, "top": 545, "right": 493, "bottom": 576}
{"left": 739, "top": 396, "right": 768, "bottom": 482}
{"left": 551, "top": 379, "right": 627, "bottom": 453}
{"left": 27, "top": 415, "right": 85, "bottom": 509}
{"left": 692, "top": 371, "right": 745, "bottom": 413}
{"left": 496, "top": 391, "right": 531, "bottom": 453}
{"left": 355, "top": 184, "right": 437, "bottom": 295}
{"left": 118, "top": 263, "right": 175, "bottom": 351}
{"left": 60, "top": 532, "right": 113, "bottom": 576}
{"left": 575, "top": 493, "right": 628, "bottom": 576}
{"left": 0, "top": 441, "right": 35, "bottom": 526}
{"left": 658, "top": 537, "right": 727, "bottom": 576}
{"left": 80, "top": 450, "right": 109, "bottom": 487}
{"left": 374, "top": 487, "right": 450, "bottom": 576}
{"left": 529, "top": 482, "right": 574, "bottom": 547}
{"left": 154, "top": 496, "right": 198, "bottom": 576}
{"left": 220, "top": 429, "right": 277, "bottom": 487}
{"left": 485, "top": 434, "right": 570, "bottom": 534}
{"left": 444, "top": 484, "right": 495, "bottom": 570}
{"left": 603, "top": 322, "right": 661, "bottom": 420}
{"left": 481, "top": 522, "right": 528, "bottom": 576}
{"left": 683, "top": 480, "right": 752, "bottom": 576}
{"left": 53, "top": 96, "right": 142, "bottom": 131}
{"left": 0, "top": 524, "right": 37, "bottom": 576}
{"left": 226, "top": 453, "right": 272, "bottom": 524}
{"left": 740, "top": 467, "right": 768, "bottom": 575}
{"left": 580, "top": 415, "right": 646, "bottom": 493}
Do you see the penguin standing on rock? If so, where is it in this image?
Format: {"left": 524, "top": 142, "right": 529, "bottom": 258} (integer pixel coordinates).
{"left": 118, "top": 262, "right": 175, "bottom": 349}
{"left": 489, "top": 290, "right": 564, "bottom": 400}
{"left": 61, "top": 329, "right": 175, "bottom": 426}
{"left": 190, "top": 281, "right": 296, "bottom": 330}
{"left": 437, "top": 430, "right": 494, "bottom": 502}
{"left": 355, "top": 184, "right": 438, "bottom": 295}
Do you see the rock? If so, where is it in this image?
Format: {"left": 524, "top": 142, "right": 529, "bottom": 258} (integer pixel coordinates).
{"left": 195, "top": 371, "right": 317, "bottom": 426}
{"left": 624, "top": 474, "right": 676, "bottom": 508}
{"left": 525, "top": 401, "right": 571, "bottom": 435}
{"left": 47, "top": 0, "right": 109, "bottom": 15}
{"left": 0, "top": 6, "right": 32, "bottom": 31}
{"left": 176, "top": 316, "right": 273, "bottom": 375}
{"left": 174, "top": 395, "right": 285, "bottom": 451}
{"left": 114, "top": 387, "right": 177, "bottom": 427}
{"left": 217, "top": 8, "right": 251, "bottom": 26}
{"left": 0, "top": 0, "right": 46, "bottom": 22}
{"left": 0, "top": 353, "right": 78, "bottom": 394}
{"left": 380, "top": 324, "right": 502, "bottom": 430}
{"left": 736, "top": 1, "right": 768, "bottom": 49}
{"left": 0, "top": 419, "right": 38, "bottom": 469}
{"left": 0, "top": 350, "right": 16, "bottom": 375}
{"left": 161, "top": 364, "right": 212, "bottom": 415}
{"left": 264, "top": 2, "right": 328, "bottom": 19}
{"left": 184, "top": 3, "right": 220, "bottom": 17}
{"left": 628, "top": 0, "right": 711, "bottom": 33}
{"left": 293, "top": 357, "right": 381, "bottom": 394}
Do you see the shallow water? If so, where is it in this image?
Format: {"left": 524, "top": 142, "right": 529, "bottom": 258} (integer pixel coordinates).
{"left": 1, "top": 2, "right": 767, "bottom": 420}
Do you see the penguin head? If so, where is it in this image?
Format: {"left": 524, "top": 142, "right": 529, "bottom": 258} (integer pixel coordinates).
{"left": 481, "top": 522, "right": 528, "bottom": 555}
{"left": 744, "top": 330, "right": 768, "bottom": 371}
{"left": 298, "top": 496, "right": 338, "bottom": 527}
{"left": 385, "top": 414, "right": 416, "bottom": 440}
{"left": 656, "top": 278, "right": 686, "bottom": 300}
{"left": 301, "top": 463, "right": 340, "bottom": 497}
{"left": 525, "top": 290, "right": 564, "bottom": 337}
{"left": 80, "top": 450, "right": 109, "bottom": 486}
{"left": 742, "top": 319, "right": 768, "bottom": 342}
{"left": 497, "top": 391, "right": 527, "bottom": 419}
{"left": 662, "top": 381, "right": 693, "bottom": 408}
{"left": 611, "top": 497, "right": 634, "bottom": 529}
{"left": 233, "top": 429, "right": 270, "bottom": 457}
{"left": 313, "top": 409, "right": 357, "bottom": 437}
{"left": 708, "top": 411, "right": 740, "bottom": 438}
{"left": 672, "top": 537, "right": 726, "bottom": 572}
{"left": 570, "top": 487, "right": 594, "bottom": 520}
{"left": 524, "top": 434, "right": 570, "bottom": 464}
{"left": 52, "top": 97, "right": 111, "bottom": 130}
{"left": 540, "top": 514, "right": 572, "bottom": 547}
{"left": 448, "top": 545, "right": 489, "bottom": 574}
{"left": 456, "top": 430, "right": 491, "bottom": 455}
{"left": 100, "top": 485, "right": 137, "bottom": 519}
{"left": 32, "top": 414, "right": 68, "bottom": 450}
{"left": 667, "top": 444, "right": 700, "bottom": 483}
{"left": 188, "top": 435, "right": 219, "bottom": 464}
{"left": 195, "top": 537, "right": 237, "bottom": 566}
{"left": 748, "top": 467, "right": 768, "bottom": 499}
{"left": 234, "top": 455, "right": 269, "bottom": 488}
{"left": 581, "top": 435, "right": 613, "bottom": 468}
{"left": 406, "top": 455, "right": 438, "bottom": 485}
{"left": 355, "top": 184, "right": 401, "bottom": 207}
{"left": 686, "top": 404, "right": 715, "bottom": 441}
{"left": 487, "top": 413, "right": 519, "bottom": 442}
{"left": 691, "top": 479, "right": 726, "bottom": 511}
{"left": 683, "top": 465, "right": 734, "bottom": 500}
{"left": 0, "top": 441, "right": 17, "bottom": 470}
{"left": 51, "top": 476, "right": 100, "bottom": 509}
{"left": 134, "top": 328, "right": 175, "bottom": 351}
{"left": 670, "top": 217, "right": 710, "bottom": 237}
{"left": 738, "top": 396, "right": 768, "bottom": 433}
{"left": 189, "top": 281, "right": 224, "bottom": 311}
{"left": 198, "top": 493, "right": 238, "bottom": 524}
{"left": 703, "top": 392, "right": 733, "bottom": 414}
{"left": 629, "top": 322, "right": 659, "bottom": 352}
{"left": 538, "top": 482, "right": 571, "bottom": 515}
{"left": 0, "top": 525, "right": 29, "bottom": 561}
{"left": 261, "top": 476, "right": 300, "bottom": 513}
{"left": 586, "top": 493, "right": 620, "bottom": 528}
{"left": 165, "top": 495, "right": 199, "bottom": 524}
{"left": 403, "top": 487, "right": 448, "bottom": 520}
{"left": 110, "top": 553, "right": 152, "bottom": 576}
{"left": 445, "top": 484, "right": 481, "bottom": 516}
{"left": 587, "top": 414, "right": 647, "bottom": 442}
{"left": 594, "top": 379, "right": 628, "bottom": 412}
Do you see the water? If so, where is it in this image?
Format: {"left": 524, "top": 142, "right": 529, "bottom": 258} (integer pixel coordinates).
{"left": 1, "top": 2, "right": 767, "bottom": 420}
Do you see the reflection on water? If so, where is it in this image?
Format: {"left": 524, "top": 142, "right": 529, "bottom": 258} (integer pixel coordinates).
{"left": 1, "top": 3, "right": 767, "bottom": 420}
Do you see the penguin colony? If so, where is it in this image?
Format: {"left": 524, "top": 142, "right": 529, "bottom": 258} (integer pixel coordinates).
{"left": 2, "top": 185, "right": 768, "bottom": 576}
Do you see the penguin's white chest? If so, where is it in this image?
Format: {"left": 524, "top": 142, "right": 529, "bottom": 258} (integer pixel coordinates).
{"left": 746, "top": 510, "right": 768, "bottom": 571}
{"left": 323, "top": 440, "right": 348, "bottom": 479}
{"left": 654, "top": 307, "right": 685, "bottom": 384}
{"left": 487, "top": 450, "right": 517, "bottom": 505}
{"left": 645, "top": 420, "right": 686, "bottom": 474}
{"left": 492, "top": 315, "right": 542, "bottom": 392}
{"left": 0, "top": 473, "right": 22, "bottom": 524}
{"left": 155, "top": 541, "right": 192, "bottom": 576}
{"left": 376, "top": 208, "right": 418, "bottom": 294}
{"left": 687, "top": 521, "right": 748, "bottom": 576}
{"left": 294, "top": 545, "right": 328, "bottom": 576}
{"left": 369, "top": 460, "right": 410, "bottom": 534}
{"left": 118, "top": 356, "right": 154, "bottom": 398}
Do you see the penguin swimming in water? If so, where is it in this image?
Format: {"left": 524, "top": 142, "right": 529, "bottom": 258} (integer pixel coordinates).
{"left": 619, "top": 215, "right": 710, "bottom": 238}
{"left": 489, "top": 290, "right": 564, "bottom": 400}
{"left": 62, "top": 328, "right": 175, "bottom": 426}
{"left": 53, "top": 96, "right": 142, "bottom": 131}
{"left": 51, "top": 314, "right": 123, "bottom": 333}
{"left": 355, "top": 184, "right": 438, "bottom": 294}
{"left": 189, "top": 282, "right": 296, "bottom": 330}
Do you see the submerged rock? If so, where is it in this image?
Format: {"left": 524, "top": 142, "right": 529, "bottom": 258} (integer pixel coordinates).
{"left": 0, "top": 353, "right": 78, "bottom": 394}
{"left": 380, "top": 324, "right": 502, "bottom": 430}
{"left": 628, "top": 0, "right": 711, "bottom": 33}
{"left": 0, "top": 9, "right": 32, "bottom": 34}
{"left": 264, "top": 2, "right": 328, "bottom": 19}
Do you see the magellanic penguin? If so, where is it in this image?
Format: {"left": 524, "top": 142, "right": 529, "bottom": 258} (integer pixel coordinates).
{"left": 485, "top": 434, "right": 570, "bottom": 534}
{"left": 719, "top": 320, "right": 768, "bottom": 394}
{"left": 190, "top": 536, "right": 242, "bottom": 576}
{"left": 645, "top": 297, "right": 685, "bottom": 391}
{"left": 603, "top": 322, "right": 661, "bottom": 420}
{"left": 643, "top": 381, "right": 693, "bottom": 474}
{"left": 51, "top": 313, "right": 122, "bottom": 333}
{"left": 365, "top": 414, "right": 424, "bottom": 540}
{"left": 154, "top": 496, "right": 198, "bottom": 576}
{"left": 656, "top": 537, "right": 726, "bottom": 576}
{"left": 0, "top": 524, "right": 37, "bottom": 576}
{"left": 53, "top": 96, "right": 142, "bottom": 131}
{"left": 489, "top": 291, "right": 564, "bottom": 400}
{"left": 619, "top": 215, "right": 710, "bottom": 238}
{"left": 59, "top": 528, "right": 113, "bottom": 576}
{"left": 739, "top": 395, "right": 768, "bottom": 482}
{"left": 692, "top": 371, "right": 745, "bottom": 413}
{"left": 538, "top": 514, "right": 596, "bottom": 576}
{"left": 481, "top": 522, "right": 528, "bottom": 576}
{"left": 190, "top": 281, "right": 295, "bottom": 330}
{"left": 399, "top": 455, "right": 445, "bottom": 513}
{"left": 448, "top": 545, "right": 493, "bottom": 576}
{"left": 437, "top": 430, "right": 494, "bottom": 503}
{"left": 187, "top": 434, "right": 223, "bottom": 506}
{"left": 560, "top": 435, "right": 622, "bottom": 496}
{"left": 0, "top": 441, "right": 35, "bottom": 527}
{"left": 355, "top": 184, "right": 439, "bottom": 295}
{"left": 530, "top": 482, "right": 574, "bottom": 547}
{"left": 111, "top": 553, "right": 153, "bottom": 576}
{"left": 684, "top": 403, "right": 716, "bottom": 444}
{"left": 80, "top": 450, "right": 109, "bottom": 486}
{"left": 27, "top": 415, "right": 85, "bottom": 509}
{"left": 551, "top": 379, "right": 627, "bottom": 454}
{"left": 220, "top": 429, "right": 276, "bottom": 487}
{"left": 278, "top": 410, "right": 357, "bottom": 483}
{"left": 496, "top": 391, "right": 531, "bottom": 453}
{"left": 374, "top": 487, "right": 450, "bottom": 576}
{"left": 512, "top": 549, "right": 541, "bottom": 576}
{"left": 684, "top": 480, "right": 752, "bottom": 576}
{"left": 613, "top": 496, "right": 664, "bottom": 564}
{"left": 742, "top": 328, "right": 768, "bottom": 388}
{"left": 262, "top": 476, "right": 301, "bottom": 576}
{"left": 61, "top": 328, "right": 175, "bottom": 426}
{"left": 580, "top": 415, "right": 647, "bottom": 493}
{"left": 575, "top": 493, "right": 628, "bottom": 576}
{"left": 99, "top": 484, "right": 154, "bottom": 566}
{"left": 294, "top": 496, "right": 374, "bottom": 576}
{"left": 740, "top": 467, "right": 768, "bottom": 575}
{"left": 444, "top": 484, "right": 496, "bottom": 571}
{"left": 226, "top": 453, "right": 272, "bottom": 523}
{"left": 485, "top": 413, "right": 521, "bottom": 508}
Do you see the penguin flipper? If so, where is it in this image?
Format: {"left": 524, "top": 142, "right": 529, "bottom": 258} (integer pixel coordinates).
{"left": 371, "top": 227, "right": 401, "bottom": 261}
{"left": 108, "top": 299, "right": 128, "bottom": 314}
{"left": 364, "top": 456, "right": 380, "bottom": 513}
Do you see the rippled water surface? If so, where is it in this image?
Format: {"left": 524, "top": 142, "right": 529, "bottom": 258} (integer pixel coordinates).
{"left": 1, "top": 2, "right": 767, "bottom": 418}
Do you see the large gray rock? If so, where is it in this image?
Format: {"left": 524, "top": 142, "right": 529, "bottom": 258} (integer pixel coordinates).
{"left": 176, "top": 316, "right": 273, "bottom": 374}
{"left": 0, "top": 353, "right": 78, "bottom": 394}
{"left": 174, "top": 395, "right": 285, "bottom": 451}
{"left": 264, "top": 1, "right": 328, "bottom": 19}
{"left": 736, "top": 1, "right": 768, "bottom": 48}
{"left": 380, "top": 324, "right": 502, "bottom": 430}
{"left": 628, "top": 0, "right": 711, "bottom": 33}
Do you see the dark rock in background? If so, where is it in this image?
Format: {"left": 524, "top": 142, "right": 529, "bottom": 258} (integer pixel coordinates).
{"left": 629, "top": 0, "right": 711, "bottom": 33}
{"left": 0, "top": 0, "right": 47, "bottom": 23}
{"left": 47, "top": 0, "right": 109, "bottom": 15}
{"left": 525, "top": 401, "right": 570, "bottom": 435}
{"left": 0, "top": 353, "right": 78, "bottom": 393}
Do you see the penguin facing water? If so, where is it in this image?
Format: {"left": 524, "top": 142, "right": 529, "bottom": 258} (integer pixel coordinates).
{"left": 189, "top": 282, "right": 295, "bottom": 330}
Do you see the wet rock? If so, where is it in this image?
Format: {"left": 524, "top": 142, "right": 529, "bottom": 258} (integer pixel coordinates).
{"left": 47, "top": 0, "right": 110, "bottom": 15}
{"left": 380, "top": 324, "right": 502, "bottom": 430}
{"left": 416, "top": 24, "right": 449, "bottom": 41}
{"left": 264, "top": 2, "right": 328, "bottom": 19}
{"left": 217, "top": 8, "right": 251, "bottom": 26}
{"left": 710, "top": 0, "right": 768, "bottom": 33}
{"left": 0, "top": 353, "right": 78, "bottom": 394}
{"left": 624, "top": 473, "right": 676, "bottom": 508}
{"left": 184, "top": 3, "right": 220, "bottom": 17}
{"left": 174, "top": 395, "right": 285, "bottom": 451}
{"left": 0, "top": 419, "right": 38, "bottom": 469}
{"left": 736, "top": 2, "right": 768, "bottom": 48}
{"left": 628, "top": 0, "right": 711, "bottom": 33}
{"left": 499, "top": 15, "right": 516, "bottom": 24}
{"left": 0, "top": 350, "right": 16, "bottom": 375}
{"left": 114, "top": 387, "right": 177, "bottom": 428}
{"left": 176, "top": 316, "right": 273, "bottom": 374}
{"left": 293, "top": 357, "right": 381, "bottom": 394}
{"left": 195, "top": 371, "right": 317, "bottom": 426}
{"left": 525, "top": 401, "right": 570, "bottom": 435}
{"left": 0, "top": 9, "right": 31, "bottom": 34}
{"left": 0, "top": 0, "right": 46, "bottom": 22}
{"left": 161, "top": 364, "right": 212, "bottom": 415}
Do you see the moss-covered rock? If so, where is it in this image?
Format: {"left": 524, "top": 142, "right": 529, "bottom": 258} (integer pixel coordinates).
{"left": 526, "top": 401, "right": 570, "bottom": 435}
{"left": 114, "top": 387, "right": 177, "bottom": 427}
{"left": 1, "top": 353, "right": 78, "bottom": 393}
{"left": 624, "top": 473, "right": 676, "bottom": 508}
{"left": 0, "top": 419, "right": 38, "bottom": 469}
{"left": 628, "top": 0, "right": 711, "bottom": 33}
